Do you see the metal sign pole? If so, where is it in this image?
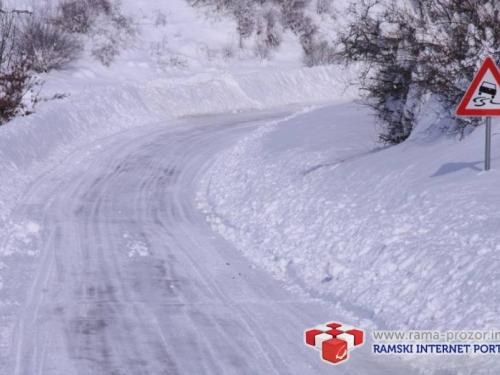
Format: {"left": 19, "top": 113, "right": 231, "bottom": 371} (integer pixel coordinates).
{"left": 485, "top": 116, "right": 492, "bottom": 171}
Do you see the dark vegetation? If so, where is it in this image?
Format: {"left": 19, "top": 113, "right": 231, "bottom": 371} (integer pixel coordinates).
{"left": 186, "top": 0, "right": 337, "bottom": 66}
{"left": 0, "top": 0, "right": 133, "bottom": 126}
{"left": 337, "top": 0, "right": 500, "bottom": 143}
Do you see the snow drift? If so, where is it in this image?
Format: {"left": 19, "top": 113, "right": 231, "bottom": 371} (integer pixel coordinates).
{"left": 198, "top": 102, "right": 500, "bottom": 374}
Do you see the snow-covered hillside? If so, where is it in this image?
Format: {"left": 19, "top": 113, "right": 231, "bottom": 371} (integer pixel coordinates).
{"left": 41, "top": 0, "right": 319, "bottom": 97}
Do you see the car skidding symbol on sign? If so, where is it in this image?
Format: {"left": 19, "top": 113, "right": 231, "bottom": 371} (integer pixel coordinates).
{"left": 474, "top": 81, "right": 500, "bottom": 106}
{"left": 456, "top": 57, "right": 500, "bottom": 116}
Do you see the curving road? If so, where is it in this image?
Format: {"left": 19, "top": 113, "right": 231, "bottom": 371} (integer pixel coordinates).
{"left": 1, "top": 110, "right": 418, "bottom": 375}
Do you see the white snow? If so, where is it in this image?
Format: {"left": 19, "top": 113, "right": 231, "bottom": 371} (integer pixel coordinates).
{"left": 127, "top": 241, "right": 150, "bottom": 257}
{"left": 0, "top": 0, "right": 497, "bottom": 373}
{"left": 0, "top": 221, "right": 42, "bottom": 257}
{"left": 26, "top": 222, "right": 41, "bottom": 234}
{"left": 198, "top": 100, "right": 500, "bottom": 374}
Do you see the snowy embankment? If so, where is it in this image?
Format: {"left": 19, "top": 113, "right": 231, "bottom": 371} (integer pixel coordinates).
{"left": 198, "top": 102, "right": 500, "bottom": 373}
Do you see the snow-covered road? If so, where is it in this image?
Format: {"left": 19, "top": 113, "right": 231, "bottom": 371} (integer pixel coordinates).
{"left": 2, "top": 110, "right": 417, "bottom": 375}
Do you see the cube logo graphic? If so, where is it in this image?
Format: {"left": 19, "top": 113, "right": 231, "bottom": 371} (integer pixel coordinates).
{"left": 305, "top": 322, "right": 364, "bottom": 365}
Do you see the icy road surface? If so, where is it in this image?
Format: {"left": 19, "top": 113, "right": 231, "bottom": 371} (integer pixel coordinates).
{"left": 2, "top": 110, "right": 418, "bottom": 375}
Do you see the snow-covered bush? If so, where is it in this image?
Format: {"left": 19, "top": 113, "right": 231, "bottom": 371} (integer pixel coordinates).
{"left": 57, "top": 1, "right": 92, "bottom": 34}
{"left": 253, "top": 39, "right": 271, "bottom": 60}
{"left": 339, "top": 0, "right": 500, "bottom": 144}
{"left": 56, "top": 0, "right": 135, "bottom": 67}
{"left": 316, "top": 0, "right": 333, "bottom": 14}
{"left": 275, "top": 0, "right": 311, "bottom": 30}
{"left": 186, "top": 0, "right": 337, "bottom": 66}
{"left": 257, "top": 9, "right": 282, "bottom": 49}
{"left": 57, "top": 1, "right": 92, "bottom": 33}
{"left": 150, "top": 37, "right": 188, "bottom": 71}
{"left": 412, "top": 0, "right": 500, "bottom": 133}
{"left": 168, "top": 55, "right": 188, "bottom": 68}
{"left": 233, "top": 1, "right": 256, "bottom": 47}
{"left": 186, "top": 0, "right": 232, "bottom": 11}
{"left": 90, "top": 6, "right": 136, "bottom": 66}
{"left": 0, "top": 12, "right": 40, "bottom": 126}
{"left": 0, "top": 10, "right": 17, "bottom": 69}
{"left": 150, "top": 37, "right": 170, "bottom": 71}
{"left": 18, "top": 14, "right": 81, "bottom": 73}
{"left": 56, "top": 0, "right": 112, "bottom": 34}
{"left": 338, "top": 0, "right": 417, "bottom": 144}
{"left": 0, "top": 63, "right": 40, "bottom": 125}
{"left": 303, "top": 39, "right": 336, "bottom": 67}
{"left": 297, "top": 15, "right": 317, "bottom": 53}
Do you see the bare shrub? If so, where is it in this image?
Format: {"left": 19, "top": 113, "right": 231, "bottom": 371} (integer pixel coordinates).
{"left": 168, "top": 55, "right": 188, "bottom": 68}
{"left": 91, "top": 40, "right": 118, "bottom": 66}
{"left": 88, "top": 0, "right": 113, "bottom": 15}
{"left": 275, "top": 0, "right": 311, "bottom": 30}
{"left": 111, "top": 12, "right": 136, "bottom": 35}
{"left": 56, "top": 0, "right": 113, "bottom": 33}
{"left": 90, "top": 7, "right": 136, "bottom": 66}
{"left": 150, "top": 36, "right": 170, "bottom": 71}
{"left": 186, "top": 0, "right": 232, "bottom": 11}
{"left": 150, "top": 37, "right": 188, "bottom": 70}
{"left": 297, "top": 15, "right": 318, "bottom": 59}
{"left": 316, "top": 0, "right": 333, "bottom": 14}
{"left": 303, "top": 39, "right": 337, "bottom": 67}
{"left": 0, "top": 11, "right": 41, "bottom": 126}
{"left": 57, "top": 1, "right": 94, "bottom": 33}
{"left": 0, "top": 9, "right": 18, "bottom": 70}
{"left": 57, "top": 0, "right": 138, "bottom": 66}
{"left": 262, "top": 9, "right": 281, "bottom": 48}
{"left": 0, "top": 64, "right": 41, "bottom": 124}
{"left": 253, "top": 39, "right": 271, "bottom": 60}
{"left": 233, "top": 2, "right": 256, "bottom": 48}
{"left": 221, "top": 43, "right": 235, "bottom": 60}
{"left": 338, "top": 0, "right": 421, "bottom": 144}
{"left": 19, "top": 15, "right": 81, "bottom": 73}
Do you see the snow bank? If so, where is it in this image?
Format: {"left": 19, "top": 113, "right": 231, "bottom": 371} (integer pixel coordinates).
{"left": 198, "top": 102, "right": 500, "bottom": 374}
{"left": 145, "top": 66, "right": 357, "bottom": 116}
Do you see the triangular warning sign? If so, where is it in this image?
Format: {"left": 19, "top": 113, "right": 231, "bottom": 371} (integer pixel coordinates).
{"left": 456, "top": 57, "right": 500, "bottom": 116}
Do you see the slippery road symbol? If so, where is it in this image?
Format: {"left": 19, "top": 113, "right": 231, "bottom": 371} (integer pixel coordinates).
{"left": 457, "top": 57, "right": 500, "bottom": 116}
{"left": 474, "top": 81, "right": 500, "bottom": 106}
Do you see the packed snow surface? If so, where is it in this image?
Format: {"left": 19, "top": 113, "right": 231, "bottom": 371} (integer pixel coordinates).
{"left": 2, "top": 66, "right": 406, "bottom": 375}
